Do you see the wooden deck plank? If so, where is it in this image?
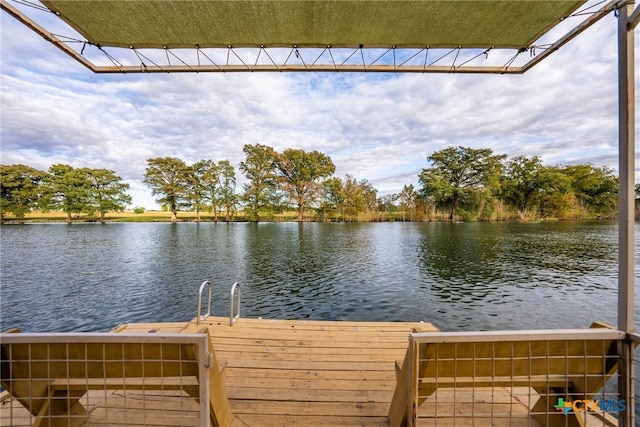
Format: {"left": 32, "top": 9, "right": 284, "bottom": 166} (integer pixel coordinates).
{"left": 211, "top": 337, "right": 410, "bottom": 349}
{"left": 111, "top": 322, "right": 189, "bottom": 333}
{"left": 224, "top": 367, "right": 396, "bottom": 381}
{"left": 225, "top": 376, "right": 396, "bottom": 391}
{"left": 225, "top": 359, "right": 396, "bottom": 371}
{"left": 216, "top": 327, "right": 415, "bottom": 335}
{"left": 226, "top": 387, "right": 393, "bottom": 403}
{"left": 210, "top": 330, "right": 418, "bottom": 339}
{"left": 212, "top": 336, "right": 409, "bottom": 345}
{"left": 228, "top": 400, "right": 390, "bottom": 417}
{"left": 216, "top": 348, "right": 397, "bottom": 362}
{"left": 198, "top": 317, "right": 433, "bottom": 330}
{"left": 214, "top": 343, "right": 405, "bottom": 355}
{"left": 234, "top": 414, "right": 392, "bottom": 427}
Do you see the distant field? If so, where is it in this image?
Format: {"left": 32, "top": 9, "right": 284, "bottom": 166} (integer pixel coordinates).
{"left": 0, "top": 210, "right": 410, "bottom": 223}
{"left": 0, "top": 211, "right": 313, "bottom": 223}
{"left": 1, "top": 211, "right": 214, "bottom": 222}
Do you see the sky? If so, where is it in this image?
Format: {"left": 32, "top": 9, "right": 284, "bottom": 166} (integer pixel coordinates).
{"left": 1, "top": 2, "right": 639, "bottom": 210}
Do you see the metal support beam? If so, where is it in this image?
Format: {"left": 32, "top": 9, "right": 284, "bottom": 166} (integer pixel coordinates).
{"left": 0, "top": 0, "right": 95, "bottom": 72}
{"left": 92, "top": 63, "right": 522, "bottom": 74}
{"left": 617, "top": 0, "right": 636, "bottom": 335}
{"left": 617, "top": 2, "right": 635, "bottom": 426}
{"left": 522, "top": 0, "right": 619, "bottom": 73}
{"left": 629, "top": 2, "right": 640, "bottom": 29}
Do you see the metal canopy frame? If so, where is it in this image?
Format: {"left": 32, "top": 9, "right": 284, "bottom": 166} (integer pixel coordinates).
{"left": 1, "top": 0, "right": 638, "bottom": 424}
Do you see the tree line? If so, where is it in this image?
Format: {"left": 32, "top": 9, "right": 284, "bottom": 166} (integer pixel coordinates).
{"left": 0, "top": 164, "right": 131, "bottom": 222}
{"left": 0, "top": 145, "right": 627, "bottom": 223}
{"left": 413, "top": 146, "right": 619, "bottom": 222}
{"left": 143, "top": 145, "right": 338, "bottom": 222}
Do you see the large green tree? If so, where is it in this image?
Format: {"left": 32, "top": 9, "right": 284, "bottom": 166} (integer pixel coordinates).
{"left": 187, "top": 159, "right": 212, "bottom": 222}
{"left": 537, "top": 166, "right": 573, "bottom": 218}
{"left": 191, "top": 159, "right": 222, "bottom": 220}
{"left": 397, "top": 184, "right": 419, "bottom": 221}
{"left": 419, "top": 146, "right": 506, "bottom": 221}
{"left": 342, "top": 175, "right": 378, "bottom": 220}
{"left": 501, "top": 155, "right": 549, "bottom": 215}
{"left": 320, "top": 177, "right": 345, "bottom": 221}
{"left": 0, "top": 164, "right": 44, "bottom": 221}
{"left": 273, "top": 148, "right": 335, "bottom": 222}
{"left": 42, "top": 164, "right": 91, "bottom": 223}
{"left": 143, "top": 157, "right": 191, "bottom": 222}
{"left": 561, "top": 164, "right": 618, "bottom": 216}
{"left": 84, "top": 168, "right": 132, "bottom": 222}
{"left": 239, "top": 144, "right": 277, "bottom": 222}
{"left": 217, "top": 160, "right": 238, "bottom": 221}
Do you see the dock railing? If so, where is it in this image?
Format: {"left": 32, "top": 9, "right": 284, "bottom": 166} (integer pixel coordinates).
{"left": 0, "top": 332, "right": 221, "bottom": 427}
{"left": 196, "top": 281, "right": 242, "bottom": 326}
{"left": 229, "top": 282, "right": 241, "bottom": 326}
{"left": 629, "top": 331, "right": 639, "bottom": 424}
{"left": 197, "top": 280, "right": 213, "bottom": 325}
{"left": 389, "top": 324, "right": 635, "bottom": 427}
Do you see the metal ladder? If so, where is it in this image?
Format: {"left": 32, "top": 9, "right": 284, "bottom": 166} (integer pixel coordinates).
{"left": 196, "top": 280, "right": 241, "bottom": 326}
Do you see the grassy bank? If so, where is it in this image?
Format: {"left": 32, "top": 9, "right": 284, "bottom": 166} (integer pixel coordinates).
{"left": 0, "top": 210, "right": 393, "bottom": 223}
{"left": 1, "top": 209, "right": 630, "bottom": 223}
{"left": 1, "top": 211, "right": 223, "bottom": 223}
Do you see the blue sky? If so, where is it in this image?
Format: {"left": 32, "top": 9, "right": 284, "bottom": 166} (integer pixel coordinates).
{"left": 1, "top": 2, "right": 638, "bottom": 209}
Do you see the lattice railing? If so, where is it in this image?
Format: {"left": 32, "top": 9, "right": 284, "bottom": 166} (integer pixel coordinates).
{"left": 389, "top": 325, "right": 634, "bottom": 427}
{"left": 0, "top": 333, "right": 211, "bottom": 427}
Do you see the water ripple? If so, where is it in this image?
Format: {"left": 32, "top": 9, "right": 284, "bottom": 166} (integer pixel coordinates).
{"left": 0, "top": 221, "right": 638, "bottom": 333}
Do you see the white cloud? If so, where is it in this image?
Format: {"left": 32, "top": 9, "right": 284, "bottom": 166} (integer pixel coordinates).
{"left": 1, "top": 3, "right": 638, "bottom": 210}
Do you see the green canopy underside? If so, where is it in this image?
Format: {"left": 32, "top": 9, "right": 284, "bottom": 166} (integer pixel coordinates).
{"left": 42, "top": 0, "right": 585, "bottom": 49}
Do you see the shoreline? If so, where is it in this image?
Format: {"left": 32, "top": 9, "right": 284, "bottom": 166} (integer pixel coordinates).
{"left": 0, "top": 210, "right": 623, "bottom": 224}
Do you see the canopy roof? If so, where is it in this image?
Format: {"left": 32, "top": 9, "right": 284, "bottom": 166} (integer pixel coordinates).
{"left": 3, "top": 0, "right": 615, "bottom": 73}
{"left": 42, "top": 0, "right": 584, "bottom": 49}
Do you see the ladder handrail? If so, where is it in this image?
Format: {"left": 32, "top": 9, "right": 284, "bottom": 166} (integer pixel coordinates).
{"left": 229, "top": 282, "right": 241, "bottom": 326}
{"left": 196, "top": 280, "right": 213, "bottom": 325}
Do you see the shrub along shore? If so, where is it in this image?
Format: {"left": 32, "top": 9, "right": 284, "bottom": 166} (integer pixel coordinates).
{"left": 2, "top": 208, "right": 637, "bottom": 224}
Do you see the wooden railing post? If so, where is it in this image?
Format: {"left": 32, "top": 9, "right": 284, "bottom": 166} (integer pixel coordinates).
{"left": 408, "top": 335, "right": 419, "bottom": 427}
{"left": 388, "top": 334, "right": 416, "bottom": 427}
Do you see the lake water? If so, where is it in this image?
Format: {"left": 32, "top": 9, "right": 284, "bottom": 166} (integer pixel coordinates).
{"left": 1, "top": 221, "right": 638, "bottom": 333}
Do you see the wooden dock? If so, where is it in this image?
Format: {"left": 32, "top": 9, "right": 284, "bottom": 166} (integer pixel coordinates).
{"left": 116, "top": 317, "right": 435, "bottom": 427}
{"left": 1, "top": 317, "right": 555, "bottom": 427}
